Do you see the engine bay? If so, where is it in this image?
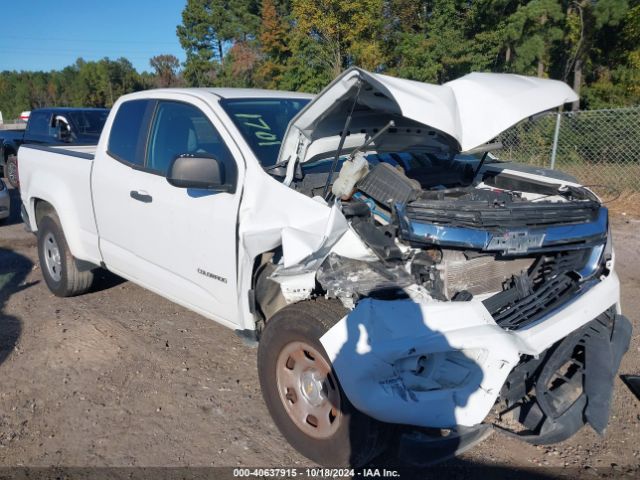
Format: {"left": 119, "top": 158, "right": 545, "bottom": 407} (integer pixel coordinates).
{"left": 290, "top": 151, "right": 609, "bottom": 330}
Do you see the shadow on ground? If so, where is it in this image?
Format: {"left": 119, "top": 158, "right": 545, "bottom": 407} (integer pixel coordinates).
{"left": 1, "top": 187, "right": 23, "bottom": 227}
{"left": 0, "top": 247, "right": 37, "bottom": 366}
{"left": 90, "top": 268, "right": 127, "bottom": 292}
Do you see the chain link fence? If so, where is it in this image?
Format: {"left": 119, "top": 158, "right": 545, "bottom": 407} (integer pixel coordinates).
{"left": 497, "top": 106, "right": 640, "bottom": 194}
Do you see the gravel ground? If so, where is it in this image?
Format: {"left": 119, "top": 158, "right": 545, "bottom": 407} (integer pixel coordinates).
{"left": 0, "top": 185, "right": 639, "bottom": 477}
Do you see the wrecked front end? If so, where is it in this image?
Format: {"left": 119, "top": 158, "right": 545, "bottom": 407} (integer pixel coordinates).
{"left": 248, "top": 68, "right": 631, "bottom": 457}
{"left": 269, "top": 156, "right": 631, "bottom": 449}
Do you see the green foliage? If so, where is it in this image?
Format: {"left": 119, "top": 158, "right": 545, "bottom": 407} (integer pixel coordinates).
{"left": 256, "top": 0, "right": 290, "bottom": 88}
{"left": 177, "top": 0, "right": 260, "bottom": 86}
{"left": 291, "top": 0, "right": 387, "bottom": 74}
{"left": 150, "top": 55, "right": 182, "bottom": 87}
{"left": 279, "top": 31, "right": 334, "bottom": 92}
{"left": 0, "top": 58, "right": 148, "bottom": 120}
{"left": 502, "top": 0, "right": 565, "bottom": 75}
{"left": 1, "top": 0, "right": 638, "bottom": 120}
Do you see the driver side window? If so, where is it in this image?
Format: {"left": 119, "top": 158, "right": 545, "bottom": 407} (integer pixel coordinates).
{"left": 146, "top": 101, "right": 235, "bottom": 176}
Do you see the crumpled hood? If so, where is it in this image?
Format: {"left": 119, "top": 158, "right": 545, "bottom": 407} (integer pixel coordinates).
{"left": 280, "top": 67, "right": 578, "bottom": 175}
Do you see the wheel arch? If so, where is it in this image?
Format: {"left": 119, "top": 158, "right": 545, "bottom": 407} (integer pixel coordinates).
{"left": 29, "top": 197, "right": 84, "bottom": 261}
{"left": 32, "top": 197, "right": 99, "bottom": 274}
{"left": 2, "top": 143, "right": 16, "bottom": 160}
{"left": 250, "top": 247, "right": 288, "bottom": 333}
{"left": 1, "top": 143, "right": 15, "bottom": 171}
{"left": 33, "top": 197, "right": 56, "bottom": 228}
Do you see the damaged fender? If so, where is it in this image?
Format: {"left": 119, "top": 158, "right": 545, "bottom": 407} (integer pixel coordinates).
{"left": 320, "top": 272, "right": 626, "bottom": 431}
{"left": 320, "top": 297, "right": 521, "bottom": 427}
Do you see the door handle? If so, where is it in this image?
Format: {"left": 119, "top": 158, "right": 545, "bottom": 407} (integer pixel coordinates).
{"left": 130, "top": 190, "right": 153, "bottom": 203}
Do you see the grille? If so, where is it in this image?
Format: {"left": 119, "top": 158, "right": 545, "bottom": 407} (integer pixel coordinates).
{"left": 486, "top": 274, "right": 579, "bottom": 330}
{"left": 405, "top": 199, "right": 599, "bottom": 229}
{"left": 483, "top": 250, "right": 590, "bottom": 330}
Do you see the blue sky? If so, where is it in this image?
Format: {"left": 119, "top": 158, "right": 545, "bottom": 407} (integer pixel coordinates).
{"left": 0, "top": 0, "right": 187, "bottom": 73}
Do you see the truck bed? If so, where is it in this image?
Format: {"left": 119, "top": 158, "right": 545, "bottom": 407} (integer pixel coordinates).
{"left": 18, "top": 144, "right": 102, "bottom": 265}
{"left": 22, "top": 143, "right": 97, "bottom": 159}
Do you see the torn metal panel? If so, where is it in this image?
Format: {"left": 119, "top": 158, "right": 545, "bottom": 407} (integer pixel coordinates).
{"left": 320, "top": 271, "right": 623, "bottom": 429}
{"left": 320, "top": 297, "right": 520, "bottom": 427}
{"left": 241, "top": 186, "right": 348, "bottom": 269}
{"left": 236, "top": 166, "right": 348, "bottom": 329}
{"left": 327, "top": 227, "right": 378, "bottom": 262}
{"left": 317, "top": 253, "right": 413, "bottom": 300}
{"left": 269, "top": 271, "right": 316, "bottom": 304}
{"left": 230, "top": 67, "right": 625, "bottom": 449}
{"left": 496, "top": 310, "right": 631, "bottom": 444}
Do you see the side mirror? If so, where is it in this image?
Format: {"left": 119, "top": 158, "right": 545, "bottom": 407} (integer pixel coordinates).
{"left": 53, "top": 116, "right": 72, "bottom": 143}
{"left": 167, "top": 154, "right": 236, "bottom": 192}
{"left": 57, "top": 124, "right": 71, "bottom": 142}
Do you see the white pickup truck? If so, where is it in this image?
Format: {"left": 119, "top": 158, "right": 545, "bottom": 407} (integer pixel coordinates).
{"left": 18, "top": 68, "right": 630, "bottom": 467}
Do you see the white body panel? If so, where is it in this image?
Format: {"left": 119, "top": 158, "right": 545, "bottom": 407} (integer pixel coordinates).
{"left": 91, "top": 91, "right": 246, "bottom": 328}
{"left": 321, "top": 273, "right": 620, "bottom": 427}
{"left": 19, "top": 147, "right": 102, "bottom": 265}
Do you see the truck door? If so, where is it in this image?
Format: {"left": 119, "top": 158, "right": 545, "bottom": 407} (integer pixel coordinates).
{"left": 92, "top": 97, "right": 244, "bottom": 328}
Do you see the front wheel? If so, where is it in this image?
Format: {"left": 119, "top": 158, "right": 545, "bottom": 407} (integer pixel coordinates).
{"left": 257, "top": 299, "right": 388, "bottom": 466}
{"left": 6, "top": 154, "right": 19, "bottom": 189}
{"left": 37, "top": 214, "right": 94, "bottom": 297}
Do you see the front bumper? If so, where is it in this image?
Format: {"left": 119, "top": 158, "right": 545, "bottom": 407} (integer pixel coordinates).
{"left": 320, "top": 272, "right": 623, "bottom": 428}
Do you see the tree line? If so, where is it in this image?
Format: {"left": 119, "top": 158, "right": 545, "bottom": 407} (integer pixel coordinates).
{"left": 1, "top": 0, "right": 638, "bottom": 120}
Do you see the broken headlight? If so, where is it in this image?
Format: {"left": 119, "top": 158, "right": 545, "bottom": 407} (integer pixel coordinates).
{"left": 317, "top": 253, "right": 413, "bottom": 304}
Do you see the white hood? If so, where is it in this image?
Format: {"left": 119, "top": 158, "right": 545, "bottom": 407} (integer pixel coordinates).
{"left": 280, "top": 68, "right": 578, "bottom": 177}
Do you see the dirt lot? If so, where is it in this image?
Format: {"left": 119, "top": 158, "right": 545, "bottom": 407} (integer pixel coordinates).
{"left": 1, "top": 185, "right": 639, "bottom": 476}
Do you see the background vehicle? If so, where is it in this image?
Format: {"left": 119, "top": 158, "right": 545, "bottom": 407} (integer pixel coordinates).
{"left": 16, "top": 69, "right": 630, "bottom": 466}
{"left": 1, "top": 107, "right": 109, "bottom": 187}
{"left": 0, "top": 178, "right": 9, "bottom": 222}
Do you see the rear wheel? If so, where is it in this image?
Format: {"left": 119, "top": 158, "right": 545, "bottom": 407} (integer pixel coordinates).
{"left": 258, "top": 299, "right": 387, "bottom": 466}
{"left": 37, "top": 214, "right": 94, "bottom": 297}
{"left": 6, "top": 154, "right": 19, "bottom": 189}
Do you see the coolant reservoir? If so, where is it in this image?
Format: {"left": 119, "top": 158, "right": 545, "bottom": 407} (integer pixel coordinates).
{"left": 331, "top": 152, "right": 369, "bottom": 200}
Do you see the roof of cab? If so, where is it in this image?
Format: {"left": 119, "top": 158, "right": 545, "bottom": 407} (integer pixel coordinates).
{"left": 206, "top": 88, "right": 315, "bottom": 100}
{"left": 31, "top": 107, "right": 110, "bottom": 113}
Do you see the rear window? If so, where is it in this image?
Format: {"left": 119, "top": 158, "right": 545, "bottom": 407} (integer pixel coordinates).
{"left": 27, "top": 111, "right": 51, "bottom": 138}
{"left": 68, "top": 110, "right": 109, "bottom": 136}
{"left": 108, "top": 100, "right": 154, "bottom": 166}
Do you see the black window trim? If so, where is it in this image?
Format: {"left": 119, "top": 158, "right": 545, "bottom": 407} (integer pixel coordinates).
{"left": 139, "top": 100, "right": 166, "bottom": 177}
{"left": 106, "top": 97, "right": 242, "bottom": 180}
{"left": 140, "top": 99, "right": 239, "bottom": 178}
{"left": 106, "top": 99, "right": 157, "bottom": 169}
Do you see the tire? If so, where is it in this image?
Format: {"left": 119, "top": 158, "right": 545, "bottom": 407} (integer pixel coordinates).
{"left": 258, "top": 299, "right": 387, "bottom": 467}
{"left": 6, "top": 154, "right": 19, "bottom": 189}
{"left": 37, "top": 214, "right": 94, "bottom": 297}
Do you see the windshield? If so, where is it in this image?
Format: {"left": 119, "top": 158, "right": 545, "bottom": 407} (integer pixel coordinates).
{"left": 220, "top": 98, "right": 310, "bottom": 167}
{"left": 68, "top": 110, "right": 109, "bottom": 137}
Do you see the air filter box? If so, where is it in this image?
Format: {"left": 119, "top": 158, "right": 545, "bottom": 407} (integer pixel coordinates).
{"left": 357, "top": 163, "right": 421, "bottom": 208}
